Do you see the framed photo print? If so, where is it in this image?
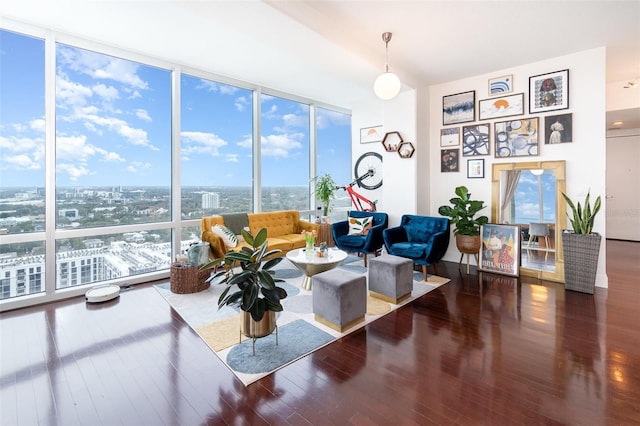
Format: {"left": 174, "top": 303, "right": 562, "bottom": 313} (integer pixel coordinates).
{"left": 479, "top": 93, "right": 524, "bottom": 120}
{"left": 462, "top": 124, "right": 490, "bottom": 156}
{"left": 467, "top": 159, "right": 484, "bottom": 179}
{"left": 443, "top": 90, "right": 475, "bottom": 125}
{"left": 360, "top": 125, "right": 383, "bottom": 144}
{"left": 440, "top": 149, "right": 459, "bottom": 172}
{"left": 545, "top": 113, "right": 573, "bottom": 144}
{"left": 494, "top": 118, "right": 539, "bottom": 158}
{"left": 488, "top": 74, "right": 513, "bottom": 96}
{"left": 440, "top": 127, "right": 460, "bottom": 147}
{"left": 479, "top": 224, "right": 520, "bottom": 277}
{"left": 529, "top": 69, "right": 569, "bottom": 113}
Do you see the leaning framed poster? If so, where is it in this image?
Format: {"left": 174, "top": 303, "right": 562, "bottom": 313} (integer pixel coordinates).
{"left": 479, "top": 224, "right": 520, "bottom": 276}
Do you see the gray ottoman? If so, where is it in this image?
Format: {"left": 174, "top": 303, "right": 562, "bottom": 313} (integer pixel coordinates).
{"left": 312, "top": 268, "right": 366, "bottom": 332}
{"left": 368, "top": 255, "right": 413, "bottom": 303}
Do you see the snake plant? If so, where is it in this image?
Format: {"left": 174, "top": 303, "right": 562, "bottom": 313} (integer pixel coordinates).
{"left": 562, "top": 191, "right": 601, "bottom": 234}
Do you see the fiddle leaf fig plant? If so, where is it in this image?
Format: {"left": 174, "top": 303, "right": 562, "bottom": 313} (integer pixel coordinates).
{"left": 562, "top": 191, "right": 601, "bottom": 234}
{"left": 438, "top": 185, "right": 489, "bottom": 236}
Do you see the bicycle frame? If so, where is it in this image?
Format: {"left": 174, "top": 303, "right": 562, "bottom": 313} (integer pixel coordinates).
{"left": 340, "top": 172, "right": 377, "bottom": 212}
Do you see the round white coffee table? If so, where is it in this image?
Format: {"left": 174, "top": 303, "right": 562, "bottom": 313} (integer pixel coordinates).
{"left": 285, "top": 247, "right": 348, "bottom": 290}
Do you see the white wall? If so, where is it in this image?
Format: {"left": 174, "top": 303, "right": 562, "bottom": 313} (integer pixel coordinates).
{"left": 351, "top": 90, "right": 417, "bottom": 227}
{"left": 426, "top": 47, "right": 608, "bottom": 287}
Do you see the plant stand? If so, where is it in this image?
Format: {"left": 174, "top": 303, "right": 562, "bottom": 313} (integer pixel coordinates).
{"left": 562, "top": 232, "right": 601, "bottom": 294}
{"left": 241, "top": 310, "right": 278, "bottom": 355}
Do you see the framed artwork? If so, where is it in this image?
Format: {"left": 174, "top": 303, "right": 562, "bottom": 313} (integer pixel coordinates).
{"left": 467, "top": 159, "right": 484, "bottom": 179}
{"left": 479, "top": 93, "right": 524, "bottom": 120}
{"left": 462, "top": 124, "right": 490, "bottom": 156}
{"left": 529, "top": 69, "right": 569, "bottom": 113}
{"left": 545, "top": 113, "right": 573, "bottom": 144}
{"left": 440, "top": 149, "right": 459, "bottom": 172}
{"left": 494, "top": 118, "right": 539, "bottom": 158}
{"left": 479, "top": 224, "right": 520, "bottom": 277}
{"left": 440, "top": 127, "right": 460, "bottom": 147}
{"left": 488, "top": 74, "right": 513, "bottom": 96}
{"left": 360, "top": 125, "right": 383, "bottom": 144}
{"left": 443, "top": 90, "right": 475, "bottom": 125}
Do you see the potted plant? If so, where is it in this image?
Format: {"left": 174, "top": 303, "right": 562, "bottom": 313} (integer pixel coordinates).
{"left": 314, "top": 173, "right": 337, "bottom": 217}
{"left": 200, "top": 227, "right": 287, "bottom": 347}
{"left": 561, "top": 191, "right": 602, "bottom": 294}
{"left": 438, "top": 185, "right": 489, "bottom": 255}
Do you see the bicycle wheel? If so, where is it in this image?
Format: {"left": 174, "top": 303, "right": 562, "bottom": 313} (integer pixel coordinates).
{"left": 354, "top": 152, "right": 383, "bottom": 190}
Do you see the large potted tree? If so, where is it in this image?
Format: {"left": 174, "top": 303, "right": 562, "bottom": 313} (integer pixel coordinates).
{"left": 200, "top": 227, "right": 287, "bottom": 353}
{"left": 438, "top": 185, "right": 489, "bottom": 263}
{"left": 561, "top": 191, "right": 602, "bottom": 294}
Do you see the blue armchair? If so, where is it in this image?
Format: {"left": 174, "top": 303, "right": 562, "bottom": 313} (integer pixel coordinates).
{"left": 331, "top": 211, "right": 388, "bottom": 267}
{"left": 383, "top": 215, "right": 450, "bottom": 280}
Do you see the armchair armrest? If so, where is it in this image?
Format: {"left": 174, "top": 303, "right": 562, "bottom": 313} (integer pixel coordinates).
{"left": 425, "top": 230, "right": 450, "bottom": 263}
{"left": 383, "top": 226, "right": 408, "bottom": 244}
{"left": 331, "top": 220, "right": 350, "bottom": 240}
{"left": 201, "top": 230, "right": 226, "bottom": 260}
{"left": 362, "top": 222, "right": 386, "bottom": 252}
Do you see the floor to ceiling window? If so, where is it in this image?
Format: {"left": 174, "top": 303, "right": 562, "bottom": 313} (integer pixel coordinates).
{"left": 0, "top": 25, "right": 350, "bottom": 308}
{"left": 260, "top": 94, "right": 310, "bottom": 212}
{"left": 0, "top": 30, "right": 46, "bottom": 299}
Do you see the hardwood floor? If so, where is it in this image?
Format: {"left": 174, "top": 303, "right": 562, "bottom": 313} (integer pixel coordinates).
{"left": 1, "top": 240, "right": 639, "bottom": 425}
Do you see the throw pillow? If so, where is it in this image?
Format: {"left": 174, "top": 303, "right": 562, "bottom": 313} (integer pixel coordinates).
{"left": 348, "top": 215, "right": 373, "bottom": 236}
{"left": 211, "top": 224, "right": 238, "bottom": 248}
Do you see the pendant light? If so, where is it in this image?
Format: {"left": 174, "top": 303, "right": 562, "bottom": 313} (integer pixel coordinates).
{"left": 373, "top": 32, "right": 401, "bottom": 100}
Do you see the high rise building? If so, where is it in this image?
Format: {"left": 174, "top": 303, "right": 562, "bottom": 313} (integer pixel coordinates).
{"left": 202, "top": 192, "right": 220, "bottom": 209}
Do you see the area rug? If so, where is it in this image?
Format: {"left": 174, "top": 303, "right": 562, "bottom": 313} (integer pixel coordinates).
{"left": 155, "top": 255, "right": 449, "bottom": 386}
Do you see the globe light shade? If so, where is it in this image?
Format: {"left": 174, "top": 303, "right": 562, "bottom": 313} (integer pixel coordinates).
{"left": 373, "top": 71, "right": 401, "bottom": 100}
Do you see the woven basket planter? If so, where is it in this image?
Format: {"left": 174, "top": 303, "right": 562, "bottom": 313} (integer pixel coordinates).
{"left": 561, "top": 231, "right": 601, "bottom": 294}
{"left": 170, "top": 263, "right": 211, "bottom": 294}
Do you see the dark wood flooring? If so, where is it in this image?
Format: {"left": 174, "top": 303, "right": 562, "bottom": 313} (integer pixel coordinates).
{"left": 1, "top": 240, "right": 639, "bottom": 425}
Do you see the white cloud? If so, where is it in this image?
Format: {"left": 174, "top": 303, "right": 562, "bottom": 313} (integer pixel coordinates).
{"left": 134, "top": 109, "right": 152, "bottom": 122}
{"left": 29, "top": 118, "right": 46, "bottom": 133}
{"left": 261, "top": 134, "right": 302, "bottom": 158}
{"left": 235, "top": 96, "right": 249, "bottom": 112}
{"left": 56, "top": 134, "right": 124, "bottom": 163}
{"left": 316, "top": 109, "right": 350, "bottom": 129}
{"left": 82, "top": 114, "right": 156, "bottom": 150}
{"left": 57, "top": 162, "right": 91, "bottom": 181}
{"left": 127, "top": 161, "right": 151, "bottom": 173}
{"left": 56, "top": 75, "right": 92, "bottom": 108}
{"left": 92, "top": 83, "right": 119, "bottom": 102}
{"left": 237, "top": 134, "right": 253, "bottom": 149}
{"left": 225, "top": 154, "right": 239, "bottom": 163}
{"left": 0, "top": 154, "right": 41, "bottom": 170}
{"left": 57, "top": 45, "right": 148, "bottom": 89}
{"left": 181, "top": 131, "right": 228, "bottom": 156}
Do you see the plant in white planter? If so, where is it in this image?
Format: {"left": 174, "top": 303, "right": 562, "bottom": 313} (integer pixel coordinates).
{"left": 561, "top": 191, "right": 602, "bottom": 294}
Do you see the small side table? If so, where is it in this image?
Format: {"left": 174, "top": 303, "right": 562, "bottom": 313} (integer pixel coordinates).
{"left": 170, "top": 263, "right": 211, "bottom": 294}
{"left": 317, "top": 222, "right": 335, "bottom": 247}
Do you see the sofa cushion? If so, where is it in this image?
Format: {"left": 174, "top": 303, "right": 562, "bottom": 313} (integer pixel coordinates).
{"left": 249, "top": 210, "right": 300, "bottom": 237}
{"left": 211, "top": 224, "right": 238, "bottom": 248}
{"left": 389, "top": 242, "right": 428, "bottom": 259}
{"left": 335, "top": 234, "right": 366, "bottom": 250}
{"left": 264, "top": 237, "right": 294, "bottom": 253}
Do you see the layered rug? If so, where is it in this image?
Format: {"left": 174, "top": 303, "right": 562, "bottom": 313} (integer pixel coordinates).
{"left": 155, "top": 255, "right": 449, "bottom": 386}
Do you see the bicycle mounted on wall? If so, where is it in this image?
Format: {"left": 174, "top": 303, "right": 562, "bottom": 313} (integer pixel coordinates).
{"left": 340, "top": 152, "right": 383, "bottom": 212}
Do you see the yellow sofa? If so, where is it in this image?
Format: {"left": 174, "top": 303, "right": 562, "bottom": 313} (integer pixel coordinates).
{"left": 201, "top": 210, "right": 320, "bottom": 260}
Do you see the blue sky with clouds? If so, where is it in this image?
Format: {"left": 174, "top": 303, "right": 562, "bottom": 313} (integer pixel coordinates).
{"left": 0, "top": 29, "right": 351, "bottom": 189}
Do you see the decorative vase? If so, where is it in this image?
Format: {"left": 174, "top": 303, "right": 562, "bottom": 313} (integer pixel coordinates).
{"left": 305, "top": 239, "right": 315, "bottom": 257}
{"left": 456, "top": 234, "right": 481, "bottom": 254}
{"left": 562, "top": 231, "right": 601, "bottom": 294}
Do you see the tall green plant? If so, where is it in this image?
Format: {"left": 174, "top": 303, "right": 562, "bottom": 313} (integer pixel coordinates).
{"left": 438, "top": 185, "right": 489, "bottom": 236}
{"left": 562, "top": 191, "right": 601, "bottom": 234}
{"left": 200, "top": 228, "right": 287, "bottom": 321}
{"left": 314, "top": 173, "right": 337, "bottom": 216}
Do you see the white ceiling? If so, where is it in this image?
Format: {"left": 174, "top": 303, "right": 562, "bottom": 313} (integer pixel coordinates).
{"left": 2, "top": 0, "right": 639, "bottom": 126}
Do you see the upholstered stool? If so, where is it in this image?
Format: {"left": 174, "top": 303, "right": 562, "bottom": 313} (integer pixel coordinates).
{"left": 368, "top": 254, "right": 413, "bottom": 304}
{"left": 312, "top": 268, "right": 366, "bottom": 332}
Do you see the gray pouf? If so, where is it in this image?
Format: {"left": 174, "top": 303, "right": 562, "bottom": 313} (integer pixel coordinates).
{"left": 368, "top": 255, "right": 413, "bottom": 303}
{"left": 312, "top": 268, "right": 366, "bottom": 332}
